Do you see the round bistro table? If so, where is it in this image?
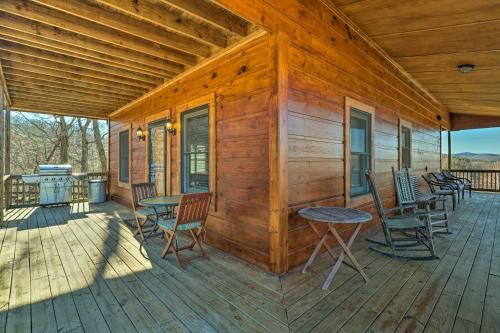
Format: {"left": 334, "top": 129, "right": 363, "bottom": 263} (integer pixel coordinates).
{"left": 298, "top": 206, "right": 372, "bottom": 290}
{"left": 138, "top": 195, "right": 181, "bottom": 257}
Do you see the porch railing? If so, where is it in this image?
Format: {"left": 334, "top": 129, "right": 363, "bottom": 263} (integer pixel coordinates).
{"left": 4, "top": 172, "right": 107, "bottom": 209}
{"left": 450, "top": 169, "right": 500, "bottom": 192}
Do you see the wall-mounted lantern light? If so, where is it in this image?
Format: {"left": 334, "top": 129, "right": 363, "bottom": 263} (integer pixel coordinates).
{"left": 165, "top": 118, "right": 176, "bottom": 136}
{"left": 136, "top": 126, "right": 146, "bottom": 141}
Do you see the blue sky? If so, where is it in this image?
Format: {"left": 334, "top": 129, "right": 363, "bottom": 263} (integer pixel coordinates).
{"left": 442, "top": 127, "right": 500, "bottom": 154}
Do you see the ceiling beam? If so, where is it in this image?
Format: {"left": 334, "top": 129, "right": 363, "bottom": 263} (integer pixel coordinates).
{"left": 0, "top": 60, "right": 11, "bottom": 107}
{"left": 0, "top": 40, "right": 162, "bottom": 86}
{"left": 0, "top": 49, "right": 157, "bottom": 90}
{"left": 8, "top": 86, "right": 132, "bottom": 104}
{"left": 94, "top": 0, "right": 228, "bottom": 48}
{"left": 3, "top": 67, "right": 141, "bottom": 98}
{"left": 32, "top": 0, "right": 212, "bottom": 57}
{"left": 0, "top": 27, "right": 175, "bottom": 78}
{"left": 163, "top": 0, "right": 248, "bottom": 36}
{"left": 10, "top": 93, "right": 122, "bottom": 110}
{"left": 10, "top": 97, "right": 113, "bottom": 112}
{"left": 6, "top": 79, "right": 134, "bottom": 102}
{"left": 0, "top": 12, "right": 184, "bottom": 75}
{"left": 0, "top": 0, "right": 196, "bottom": 66}
{"left": 0, "top": 59, "right": 146, "bottom": 95}
{"left": 11, "top": 104, "right": 109, "bottom": 119}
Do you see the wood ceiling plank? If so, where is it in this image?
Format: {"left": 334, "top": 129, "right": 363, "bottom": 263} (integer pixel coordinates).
{"left": 8, "top": 85, "right": 130, "bottom": 103}
{"left": 5, "top": 75, "right": 140, "bottom": 101}
{"left": 94, "top": 0, "right": 228, "bottom": 48}
{"left": 411, "top": 69, "right": 500, "bottom": 84}
{"left": 374, "top": 21, "right": 500, "bottom": 57}
{"left": 0, "top": 40, "right": 162, "bottom": 86}
{"left": 6, "top": 79, "right": 134, "bottom": 102}
{"left": 164, "top": 0, "right": 248, "bottom": 36}
{"left": 0, "top": 27, "right": 175, "bottom": 78}
{"left": 337, "top": 0, "right": 500, "bottom": 37}
{"left": 396, "top": 51, "right": 500, "bottom": 73}
{"left": 0, "top": 12, "right": 184, "bottom": 75}
{"left": 424, "top": 83, "right": 500, "bottom": 94}
{"left": 0, "top": 47, "right": 158, "bottom": 90}
{"left": 432, "top": 92, "right": 500, "bottom": 102}
{"left": 10, "top": 92, "right": 122, "bottom": 109}
{"left": 10, "top": 96, "right": 113, "bottom": 111}
{"left": 32, "top": 0, "right": 212, "bottom": 58}
{"left": 3, "top": 67, "right": 141, "bottom": 98}
{"left": 1, "top": 59, "right": 147, "bottom": 94}
{"left": 0, "top": 0, "right": 196, "bottom": 66}
{"left": 11, "top": 103, "right": 110, "bottom": 118}
{"left": 442, "top": 100, "right": 500, "bottom": 109}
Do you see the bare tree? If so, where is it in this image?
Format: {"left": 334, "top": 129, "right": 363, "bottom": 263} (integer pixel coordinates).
{"left": 57, "top": 116, "right": 76, "bottom": 164}
{"left": 77, "top": 118, "right": 91, "bottom": 172}
{"left": 93, "top": 119, "right": 107, "bottom": 172}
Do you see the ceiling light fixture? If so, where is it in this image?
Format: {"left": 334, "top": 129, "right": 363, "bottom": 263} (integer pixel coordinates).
{"left": 458, "top": 64, "right": 475, "bottom": 74}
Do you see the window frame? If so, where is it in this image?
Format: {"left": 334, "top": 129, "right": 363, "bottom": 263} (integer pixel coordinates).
{"left": 344, "top": 97, "right": 375, "bottom": 207}
{"left": 181, "top": 105, "right": 210, "bottom": 194}
{"left": 117, "top": 127, "right": 131, "bottom": 188}
{"left": 175, "top": 93, "right": 217, "bottom": 209}
{"left": 399, "top": 119, "right": 412, "bottom": 170}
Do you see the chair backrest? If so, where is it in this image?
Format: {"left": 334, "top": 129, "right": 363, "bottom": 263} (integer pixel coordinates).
{"left": 422, "top": 174, "right": 436, "bottom": 194}
{"left": 131, "top": 182, "right": 157, "bottom": 210}
{"left": 365, "top": 170, "right": 387, "bottom": 221}
{"left": 174, "top": 192, "right": 213, "bottom": 230}
{"left": 392, "top": 167, "right": 416, "bottom": 207}
{"left": 431, "top": 172, "right": 446, "bottom": 182}
{"left": 410, "top": 175, "right": 423, "bottom": 196}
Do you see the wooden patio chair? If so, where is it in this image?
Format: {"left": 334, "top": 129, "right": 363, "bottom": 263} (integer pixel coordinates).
{"left": 158, "top": 192, "right": 213, "bottom": 268}
{"left": 365, "top": 170, "right": 438, "bottom": 260}
{"left": 131, "top": 182, "right": 168, "bottom": 240}
{"left": 423, "top": 174, "right": 457, "bottom": 211}
{"left": 443, "top": 170, "right": 472, "bottom": 198}
{"left": 431, "top": 172, "right": 464, "bottom": 203}
{"left": 393, "top": 168, "right": 450, "bottom": 236}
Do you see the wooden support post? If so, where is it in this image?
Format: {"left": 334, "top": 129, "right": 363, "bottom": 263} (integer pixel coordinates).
{"left": 268, "top": 32, "right": 289, "bottom": 274}
{"left": 448, "top": 130, "right": 452, "bottom": 171}
{"left": 0, "top": 87, "right": 4, "bottom": 223}
{"left": 5, "top": 105, "right": 10, "bottom": 175}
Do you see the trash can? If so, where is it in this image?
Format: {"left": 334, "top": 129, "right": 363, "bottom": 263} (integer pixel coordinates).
{"left": 88, "top": 179, "right": 107, "bottom": 204}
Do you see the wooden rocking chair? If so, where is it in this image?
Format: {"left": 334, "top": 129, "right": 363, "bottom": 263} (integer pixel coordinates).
{"left": 365, "top": 170, "right": 438, "bottom": 260}
{"left": 393, "top": 168, "right": 450, "bottom": 236}
{"left": 131, "top": 183, "right": 168, "bottom": 240}
{"left": 158, "top": 192, "right": 213, "bottom": 268}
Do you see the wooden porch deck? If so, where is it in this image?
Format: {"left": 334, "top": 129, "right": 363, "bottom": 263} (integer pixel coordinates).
{"left": 1, "top": 193, "right": 499, "bottom": 333}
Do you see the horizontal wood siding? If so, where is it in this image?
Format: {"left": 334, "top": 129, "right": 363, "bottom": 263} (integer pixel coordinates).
{"left": 215, "top": 0, "right": 449, "bottom": 270}
{"left": 109, "top": 33, "right": 274, "bottom": 270}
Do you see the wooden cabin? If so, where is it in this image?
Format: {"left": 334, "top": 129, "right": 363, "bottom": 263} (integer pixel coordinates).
{"left": 106, "top": 1, "right": 451, "bottom": 274}
{"left": 0, "top": 0, "right": 498, "bottom": 278}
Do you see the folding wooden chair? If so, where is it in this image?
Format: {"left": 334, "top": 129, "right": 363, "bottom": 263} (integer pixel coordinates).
{"left": 158, "top": 192, "right": 213, "bottom": 268}
{"left": 131, "top": 182, "right": 168, "bottom": 240}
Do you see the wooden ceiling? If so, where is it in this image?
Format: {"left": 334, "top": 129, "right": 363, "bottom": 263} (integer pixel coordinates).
{"left": 332, "top": 0, "right": 500, "bottom": 117}
{"left": 0, "top": 0, "right": 251, "bottom": 118}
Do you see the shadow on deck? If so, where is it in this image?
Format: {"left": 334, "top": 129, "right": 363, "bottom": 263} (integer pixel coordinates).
{"left": 0, "top": 192, "right": 499, "bottom": 332}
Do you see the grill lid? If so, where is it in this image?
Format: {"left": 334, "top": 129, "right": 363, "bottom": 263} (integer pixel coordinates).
{"left": 38, "top": 164, "right": 72, "bottom": 175}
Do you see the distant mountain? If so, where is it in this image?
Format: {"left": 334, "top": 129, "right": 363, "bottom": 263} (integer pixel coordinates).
{"left": 453, "top": 152, "right": 500, "bottom": 162}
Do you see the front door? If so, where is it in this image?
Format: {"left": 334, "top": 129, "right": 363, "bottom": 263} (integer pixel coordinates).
{"left": 148, "top": 120, "right": 166, "bottom": 194}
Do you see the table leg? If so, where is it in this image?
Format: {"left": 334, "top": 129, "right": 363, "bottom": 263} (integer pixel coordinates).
{"left": 302, "top": 232, "right": 329, "bottom": 274}
{"left": 322, "top": 223, "right": 368, "bottom": 290}
{"left": 308, "top": 221, "right": 339, "bottom": 262}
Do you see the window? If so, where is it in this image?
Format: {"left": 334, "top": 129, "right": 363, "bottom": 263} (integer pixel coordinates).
{"left": 148, "top": 120, "right": 166, "bottom": 194}
{"left": 181, "top": 105, "right": 209, "bottom": 193}
{"left": 118, "top": 130, "right": 129, "bottom": 184}
{"left": 350, "top": 108, "right": 372, "bottom": 196}
{"left": 401, "top": 125, "right": 412, "bottom": 169}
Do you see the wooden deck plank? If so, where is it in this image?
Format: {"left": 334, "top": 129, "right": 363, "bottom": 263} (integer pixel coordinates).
{"left": 57, "top": 206, "right": 189, "bottom": 333}
{"left": 1, "top": 193, "right": 499, "bottom": 333}
{"left": 5, "top": 208, "right": 33, "bottom": 332}
{"left": 27, "top": 208, "right": 57, "bottom": 333}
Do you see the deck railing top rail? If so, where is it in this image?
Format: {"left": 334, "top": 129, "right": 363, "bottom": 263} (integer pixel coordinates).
{"left": 450, "top": 169, "right": 500, "bottom": 192}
